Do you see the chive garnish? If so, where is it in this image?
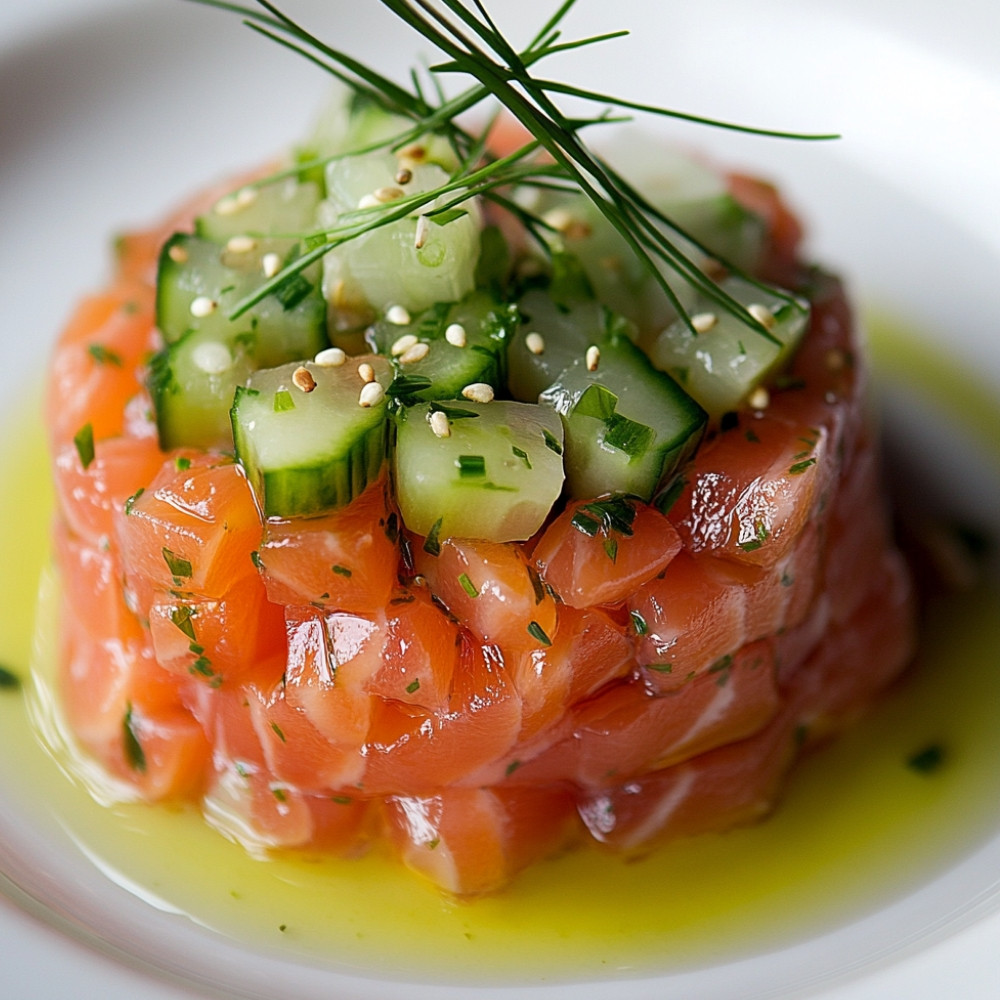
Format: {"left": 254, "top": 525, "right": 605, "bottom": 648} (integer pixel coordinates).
{"left": 458, "top": 572, "right": 478, "bottom": 597}
{"left": 527, "top": 620, "right": 552, "bottom": 646}
{"left": 332, "top": 564, "right": 353, "bottom": 577}
{"left": 270, "top": 721, "right": 286, "bottom": 743}
{"left": 73, "top": 422, "right": 95, "bottom": 470}
{"left": 512, "top": 445, "right": 532, "bottom": 469}
{"left": 456, "top": 454, "right": 486, "bottom": 478}
{"left": 629, "top": 610, "right": 648, "bottom": 635}
{"left": 789, "top": 457, "right": 817, "bottom": 475}
{"left": 542, "top": 429, "right": 563, "bottom": 455}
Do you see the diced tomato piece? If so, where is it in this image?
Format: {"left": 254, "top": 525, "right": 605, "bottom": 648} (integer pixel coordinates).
{"left": 532, "top": 497, "right": 682, "bottom": 608}
{"left": 116, "top": 451, "right": 262, "bottom": 598}
{"left": 259, "top": 478, "right": 399, "bottom": 614}
{"left": 385, "top": 785, "right": 578, "bottom": 896}
{"left": 415, "top": 537, "right": 558, "bottom": 657}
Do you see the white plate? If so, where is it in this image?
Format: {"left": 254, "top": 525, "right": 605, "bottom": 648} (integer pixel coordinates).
{"left": 1, "top": 1, "right": 999, "bottom": 998}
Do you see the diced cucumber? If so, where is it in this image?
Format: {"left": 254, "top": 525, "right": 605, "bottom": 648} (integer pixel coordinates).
{"left": 393, "top": 400, "right": 565, "bottom": 543}
{"left": 367, "top": 291, "right": 515, "bottom": 402}
{"left": 645, "top": 276, "right": 810, "bottom": 419}
{"left": 319, "top": 151, "right": 481, "bottom": 323}
{"left": 231, "top": 355, "right": 393, "bottom": 518}
{"left": 508, "top": 291, "right": 635, "bottom": 403}
{"left": 195, "top": 177, "right": 322, "bottom": 242}
{"left": 156, "top": 233, "right": 327, "bottom": 368}
{"left": 539, "top": 328, "right": 706, "bottom": 503}
{"left": 149, "top": 331, "right": 256, "bottom": 451}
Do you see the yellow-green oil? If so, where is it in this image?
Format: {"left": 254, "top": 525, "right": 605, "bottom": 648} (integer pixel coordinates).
{"left": 1, "top": 322, "right": 998, "bottom": 985}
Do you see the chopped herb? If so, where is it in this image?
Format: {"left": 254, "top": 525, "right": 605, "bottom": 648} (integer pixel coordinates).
{"left": 73, "top": 422, "right": 95, "bottom": 470}
{"left": 456, "top": 454, "right": 486, "bottom": 478}
{"left": 124, "top": 488, "right": 145, "bottom": 515}
{"left": 646, "top": 662, "right": 673, "bottom": 673}
{"left": 542, "top": 428, "right": 563, "bottom": 455}
{"left": 162, "top": 547, "right": 193, "bottom": 580}
{"left": 278, "top": 923, "right": 288, "bottom": 933}
{"left": 745, "top": 428, "right": 761, "bottom": 443}
{"left": 527, "top": 620, "right": 552, "bottom": 646}
{"left": 87, "top": 343, "right": 123, "bottom": 366}
{"left": 708, "top": 654, "right": 733, "bottom": 673}
{"left": 332, "top": 564, "right": 353, "bottom": 577}
{"left": 405, "top": 678, "right": 421, "bottom": 694}
{"left": 506, "top": 760, "right": 522, "bottom": 777}
{"left": 423, "top": 517, "right": 443, "bottom": 556}
{"left": 789, "top": 457, "right": 817, "bottom": 475}
{"left": 603, "top": 412, "right": 654, "bottom": 459}
{"left": 739, "top": 521, "right": 769, "bottom": 552}
{"left": 527, "top": 565, "right": 546, "bottom": 605}
{"left": 387, "top": 372, "right": 433, "bottom": 405}
{"left": 331, "top": 794, "right": 353, "bottom": 805}
{"left": 170, "top": 605, "right": 197, "bottom": 642}
{"left": 458, "top": 572, "right": 479, "bottom": 597}
{"left": 273, "top": 389, "right": 295, "bottom": 412}
{"left": 0, "top": 664, "right": 21, "bottom": 690}
{"left": 251, "top": 550, "right": 263, "bottom": 570}
{"left": 428, "top": 401, "right": 479, "bottom": 421}
{"left": 603, "top": 537, "right": 619, "bottom": 562}
{"left": 512, "top": 445, "right": 531, "bottom": 469}
{"left": 123, "top": 702, "right": 147, "bottom": 773}
{"left": 780, "top": 572, "right": 794, "bottom": 588}
{"left": 174, "top": 455, "right": 192, "bottom": 471}
{"left": 270, "top": 721, "right": 286, "bottom": 743}
{"left": 429, "top": 206, "right": 469, "bottom": 227}
{"left": 272, "top": 786, "right": 288, "bottom": 802}
{"left": 273, "top": 270, "right": 313, "bottom": 310}
{"left": 908, "top": 743, "right": 946, "bottom": 774}
{"left": 189, "top": 655, "right": 215, "bottom": 678}
{"left": 629, "top": 610, "right": 648, "bottom": 636}
{"left": 570, "top": 510, "right": 601, "bottom": 536}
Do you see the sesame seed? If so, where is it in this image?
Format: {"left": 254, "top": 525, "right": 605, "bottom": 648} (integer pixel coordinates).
{"left": 236, "top": 187, "right": 257, "bottom": 208}
{"left": 226, "top": 235, "right": 257, "bottom": 254}
{"left": 292, "top": 366, "right": 317, "bottom": 393}
{"left": 191, "top": 341, "right": 232, "bottom": 375}
{"left": 414, "top": 215, "right": 430, "bottom": 250}
{"left": 167, "top": 244, "right": 188, "bottom": 264}
{"left": 358, "top": 362, "right": 375, "bottom": 384}
{"left": 444, "top": 323, "right": 467, "bottom": 348}
{"left": 825, "top": 347, "right": 847, "bottom": 371}
{"left": 190, "top": 296, "right": 217, "bottom": 318}
{"left": 262, "top": 253, "right": 281, "bottom": 278}
{"left": 398, "top": 144, "right": 426, "bottom": 162}
{"left": 399, "top": 342, "right": 430, "bottom": 365}
{"left": 358, "top": 381, "right": 385, "bottom": 408}
{"left": 747, "top": 386, "right": 770, "bottom": 410}
{"left": 214, "top": 195, "right": 239, "bottom": 216}
{"left": 461, "top": 382, "right": 494, "bottom": 403}
{"left": 691, "top": 312, "right": 718, "bottom": 334}
{"left": 748, "top": 303, "right": 776, "bottom": 330}
{"left": 374, "top": 186, "right": 405, "bottom": 203}
{"left": 586, "top": 345, "right": 600, "bottom": 371}
{"left": 525, "top": 332, "right": 545, "bottom": 355}
{"left": 542, "top": 207, "right": 573, "bottom": 232}
{"left": 357, "top": 193, "right": 381, "bottom": 210}
{"left": 386, "top": 304, "right": 411, "bottom": 326}
{"left": 395, "top": 168, "right": 413, "bottom": 185}
{"left": 390, "top": 333, "right": 419, "bottom": 356}
{"left": 314, "top": 346, "right": 347, "bottom": 367}
{"left": 429, "top": 410, "right": 451, "bottom": 438}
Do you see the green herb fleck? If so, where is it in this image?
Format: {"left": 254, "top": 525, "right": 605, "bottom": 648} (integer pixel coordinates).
{"left": 456, "top": 454, "right": 486, "bottom": 478}
{"left": 405, "top": 678, "right": 421, "bottom": 694}
{"left": 527, "top": 620, "right": 552, "bottom": 646}
{"left": 646, "top": 662, "right": 673, "bottom": 673}
{"left": 908, "top": 743, "right": 946, "bottom": 774}
{"left": 512, "top": 445, "right": 531, "bottom": 469}
{"left": 331, "top": 794, "right": 353, "bottom": 805}
{"left": 332, "top": 564, "right": 353, "bottom": 577}
{"left": 505, "top": 760, "right": 522, "bottom": 777}
{"left": 0, "top": 664, "right": 21, "bottom": 690}
{"left": 789, "top": 457, "right": 817, "bottom": 475}
{"left": 123, "top": 702, "right": 146, "bottom": 773}
{"left": 603, "top": 537, "right": 619, "bottom": 562}
{"left": 174, "top": 455, "right": 192, "bottom": 471}
{"left": 87, "top": 343, "right": 123, "bottom": 366}
{"left": 270, "top": 721, "right": 286, "bottom": 743}
{"left": 73, "top": 422, "right": 95, "bottom": 470}
{"left": 629, "top": 610, "right": 648, "bottom": 636}
{"left": 458, "top": 572, "right": 478, "bottom": 597}
{"left": 124, "top": 488, "right": 145, "bottom": 515}
{"left": 542, "top": 428, "right": 563, "bottom": 455}
{"left": 162, "top": 547, "right": 193, "bottom": 580}
{"left": 273, "top": 389, "right": 295, "bottom": 412}
{"left": 170, "top": 605, "right": 197, "bottom": 642}
{"left": 423, "top": 517, "right": 443, "bottom": 557}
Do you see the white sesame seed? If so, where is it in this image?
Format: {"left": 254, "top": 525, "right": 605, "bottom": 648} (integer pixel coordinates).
{"left": 747, "top": 386, "right": 770, "bottom": 410}
{"left": 444, "top": 323, "right": 467, "bottom": 348}
{"left": 358, "top": 381, "right": 386, "bottom": 407}
{"left": 461, "top": 382, "right": 494, "bottom": 403}
{"left": 314, "top": 346, "right": 347, "bottom": 367}
{"left": 191, "top": 341, "right": 232, "bottom": 375}
{"left": 262, "top": 252, "right": 281, "bottom": 278}
{"left": 414, "top": 215, "right": 430, "bottom": 250}
{"left": 429, "top": 409, "right": 451, "bottom": 438}
{"left": 395, "top": 168, "right": 413, "bottom": 185}
{"left": 358, "top": 362, "right": 375, "bottom": 384}
{"left": 214, "top": 195, "right": 239, "bottom": 216}
{"left": 190, "top": 296, "right": 217, "bottom": 318}
{"left": 386, "top": 304, "right": 412, "bottom": 326}
{"left": 399, "top": 342, "right": 430, "bottom": 365}
{"left": 292, "top": 365, "right": 317, "bottom": 393}
{"left": 357, "top": 193, "right": 381, "bottom": 210}
{"left": 525, "top": 331, "right": 545, "bottom": 355}
{"left": 236, "top": 187, "right": 257, "bottom": 208}
{"left": 586, "top": 345, "right": 600, "bottom": 372}
{"left": 691, "top": 312, "right": 718, "bottom": 334}
{"left": 167, "top": 244, "right": 188, "bottom": 264}
{"left": 748, "top": 303, "right": 776, "bottom": 330}
{"left": 226, "top": 235, "right": 257, "bottom": 254}
{"left": 390, "top": 333, "right": 419, "bottom": 356}
{"left": 374, "top": 185, "right": 405, "bottom": 203}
